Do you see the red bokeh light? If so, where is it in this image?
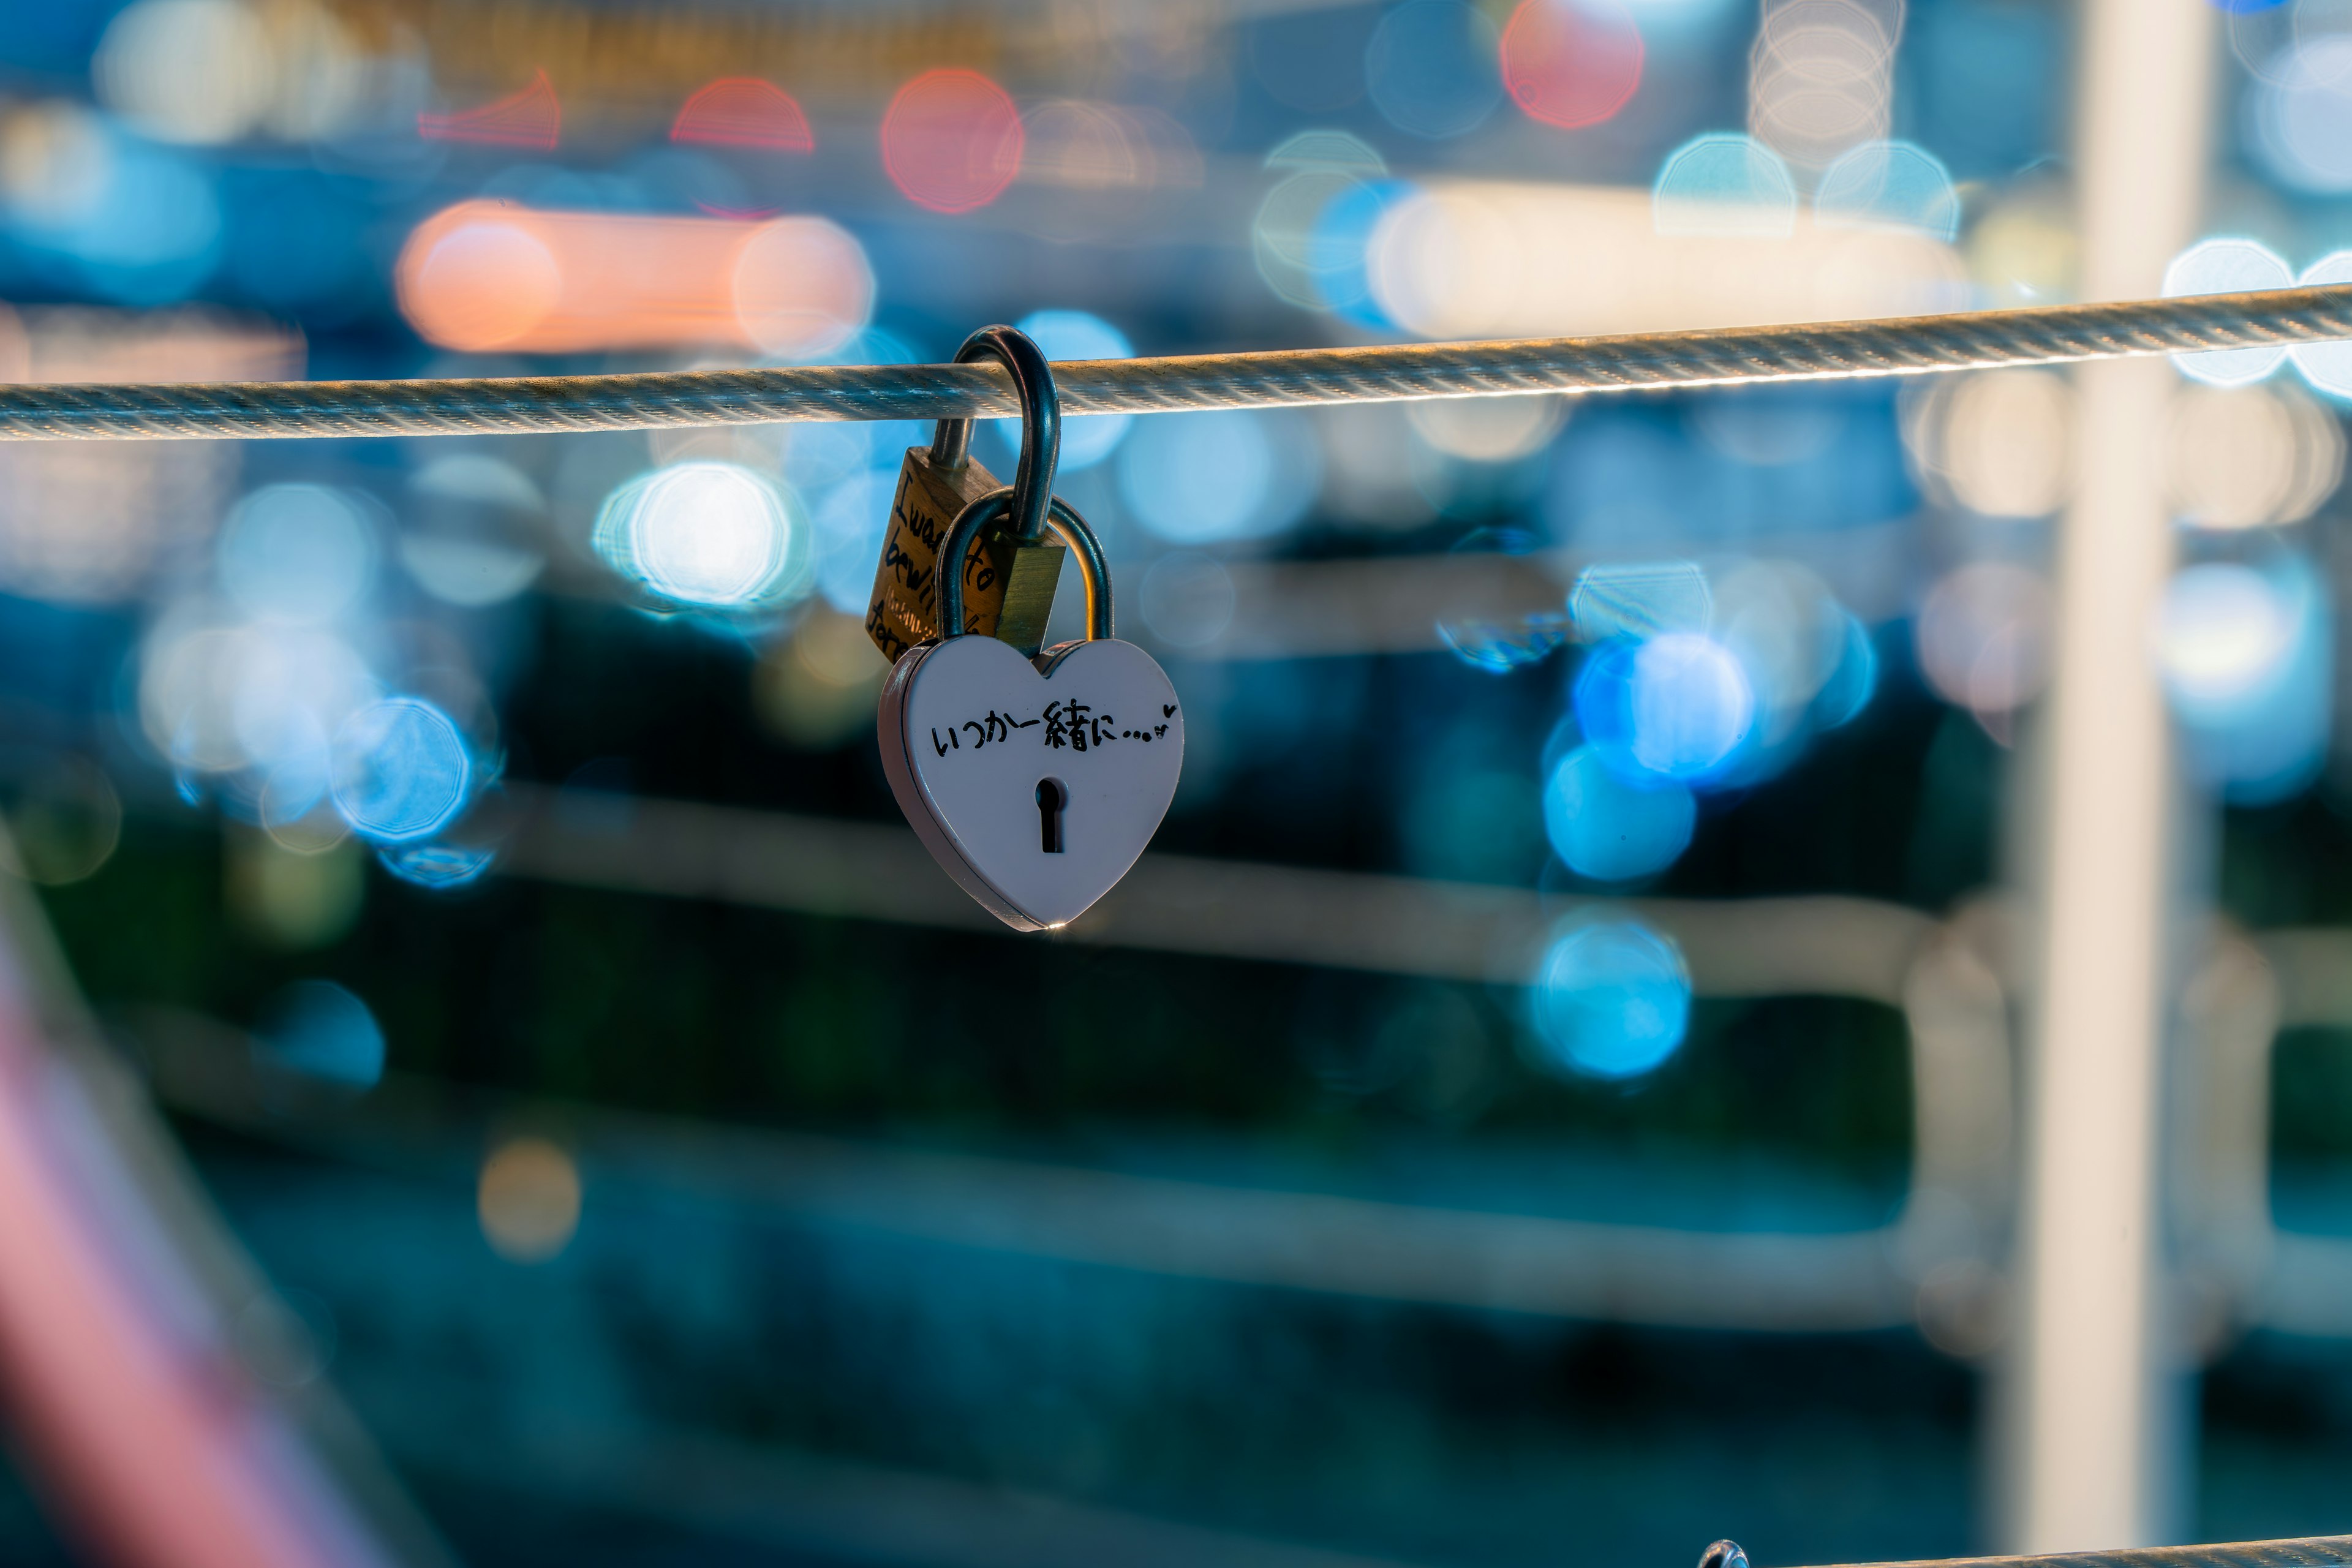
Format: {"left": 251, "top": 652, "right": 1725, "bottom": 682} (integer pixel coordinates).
{"left": 671, "top": 78, "right": 815, "bottom": 152}
{"left": 880, "top": 69, "right": 1024, "bottom": 214}
{"left": 418, "top": 68, "right": 563, "bottom": 149}
{"left": 1499, "top": 0, "right": 1645, "bottom": 130}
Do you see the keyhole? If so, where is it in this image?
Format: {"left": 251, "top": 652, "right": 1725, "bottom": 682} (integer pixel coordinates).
{"left": 1036, "top": 778, "right": 1067, "bottom": 854}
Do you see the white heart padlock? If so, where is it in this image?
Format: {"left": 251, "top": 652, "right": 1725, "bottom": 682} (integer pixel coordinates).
{"left": 877, "top": 491, "right": 1182, "bottom": 932}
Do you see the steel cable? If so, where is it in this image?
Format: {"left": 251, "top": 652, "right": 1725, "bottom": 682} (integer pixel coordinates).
{"left": 2, "top": 285, "right": 2350, "bottom": 441}
{"left": 1809, "top": 1538, "right": 2352, "bottom": 1568}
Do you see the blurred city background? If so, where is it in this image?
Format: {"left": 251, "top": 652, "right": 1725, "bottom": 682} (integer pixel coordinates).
{"left": 0, "top": 0, "right": 2343, "bottom": 1564}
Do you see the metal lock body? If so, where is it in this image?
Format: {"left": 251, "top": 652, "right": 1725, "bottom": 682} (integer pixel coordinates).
{"left": 864, "top": 327, "right": 1069, "bottom": 662}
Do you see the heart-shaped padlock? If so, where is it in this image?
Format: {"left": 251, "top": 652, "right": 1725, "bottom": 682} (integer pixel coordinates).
{"left": 875, "top": 330, "right": 1182, "bottom": 931}
{"left": 878, "top": 490, "right": 1182, "bottom": 930}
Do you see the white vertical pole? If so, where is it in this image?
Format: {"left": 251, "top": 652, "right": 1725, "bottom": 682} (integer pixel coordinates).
{"left": 2003, "top": 0, "right": 2215, "bottom": 1550}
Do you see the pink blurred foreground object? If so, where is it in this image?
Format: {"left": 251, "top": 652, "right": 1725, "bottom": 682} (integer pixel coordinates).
{"left": 0, "top": 880, "right": 431, "bottom": 1568}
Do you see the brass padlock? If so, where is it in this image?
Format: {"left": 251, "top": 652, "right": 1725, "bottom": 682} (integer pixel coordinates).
{"left": 865, "top": 326, "right": 1068, "bottom": 662}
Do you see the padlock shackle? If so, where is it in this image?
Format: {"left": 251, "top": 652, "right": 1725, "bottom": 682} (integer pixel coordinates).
{"left": 926, "top": 326, "right": 1060, "bottom": 546}
{"left": 936, "top": 489, "right": 1114, "bottom": 646}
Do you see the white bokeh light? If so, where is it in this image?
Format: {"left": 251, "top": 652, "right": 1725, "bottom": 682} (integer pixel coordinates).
{"left": 2163, "top": 238, "right": 2293, "bottom": 387}
{"left": 595, "top": 461, "right": 805, "bottom": 608}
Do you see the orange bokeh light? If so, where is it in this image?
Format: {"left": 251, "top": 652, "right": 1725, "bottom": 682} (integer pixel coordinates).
{"left": 394, "top": 200, "right": 872, "bottom": 355}
{"left": 880, "top": 69, "right": 1024, "bottom": 214}
{"left": 1499, "top": 0, "right": 1645, "bottom": 130}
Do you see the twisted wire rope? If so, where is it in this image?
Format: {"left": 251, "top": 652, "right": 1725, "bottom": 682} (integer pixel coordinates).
{"left": 1, "top": 285, "right": 2350, "bottom": 442}
{"left": 1815, "top": 1538, "right": 2352, "bottom": 1568}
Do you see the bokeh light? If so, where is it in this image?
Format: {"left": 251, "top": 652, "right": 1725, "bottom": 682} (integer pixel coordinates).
{"left": 1528, "top": 916, "right": 1694, "bottom": 1080}
{"left": 94, "top": 0, "right": 275, "bottom": 146}
{"left": 1811, "top": 613, "right": 1879, "bottom": 729}
{"left": 2293, "top": 250, "right": 2352, "bottom": 398}
{"left": 1499, "top": 0, "right": 1646, "bottom": 129}
{"left": 396, "top": 202, "right": 872, "bottom": 356}
{"left": 1570, "top": 560, "right": 1711, "bottom": 641}
{"left": 254, "top": 979, "right": 385, "bottom": 1090}
{"left": 2157, "top": 563, "right": 2297, "bottom": 712}
{"left": 1653, "top": 134, "right": 1798, "bottom": 236}
{"left": 2163, "top": 238, "right": 2293, "bottom": 386}
{"left": 2, "top": 108, "right": 222, "bottom": 304}
{"left": 401, "top": 456, "right": 548, "bottom": 609}
{"left": 810, "top": 466, "right": 897, "bottom": 616}
{"left": 730, "top": 217, "right": 877, "bottom": 357}
{"left": 1366, "top": 1, "right": 1506, "bottom": 138}
{"left": 1009, "top": 309, "right": 1134, "bottom": 470}
{"left": 880, "top": 69, "right": 1023, "bottom": 214}
{"left": 417, "top": 70, "right": 561, "bottom": 149}
{"left": 1575, "top": 633, "right": 1756, "bottom": 781}
{"left": 330, "top": 697, "right": 472, "bottom": 845}
{"left": 1749, "top": 0, "right": 1899, "bottom": 173}
{"left": 1689, "top": 391, "right": 1845, "bottom": 467}
{"left": 2249, "top": 37, "right": 2352, "bottom": 192}
{"left": 380, "top": 842, "right": 499, "bottom": 889}
{"left": 478, "top": 1137, "right": 582, "bottom": 1264}
{"left": 1543, "top": 745, "right": 1696, "bottom": 880}
{"left": 1713, "top": 560, "right": 1853, "bottom": 737}
{"left": 1629, "top": 634, "right": 1756, "bottom": 777}
{"left": 2167, "top": 383, "right": 2344, "bottom": 529}
{"left": 1117, "top": 411, "right": 1321, "bottom": 544}
{"left": 2158, "top": 555, "right": 2332, "bottom": 803}
{"left": 140, "top": 612, "right": 377, "bottom": 783}
{"left": 1408, "top": 397, "right": 1567, "bottom": 462}
{"left": 1812, "top": 140, "right": 1961, "bottom": 240}
{"left": 1140, "top": 554, "right": 1240, "bottom": 650}
{"left": 1308, "top": 176, "right": 1419, "bottom": 324}
{"left": 1253, "top": 132, "right": 1392, "bottom": 312}
{"left": 218, "top": 484, "right": 374, "bottom": 625}
{"left": 1905, "top": 370, "right": 2075, "bottom": 518}
{"left": 595, "top": 461, "right": 805, "bottom": 608}
{"left": 1915, "top": 562, "right": 2052, "bottom": 722}
{"left": 1249, "top": 6, "right": 1379, "bottom": 111}
{"left": 670, "top": 78, "right": 815, "bottom": 151}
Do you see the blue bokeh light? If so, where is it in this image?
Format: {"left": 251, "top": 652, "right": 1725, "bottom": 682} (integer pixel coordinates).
{"left": 1014, "top": 309, "right": 1135, "bottom": 470}
{"left": 1570, "top": 560, "right": 1711, "bottom": 642}
{"left": 1365, "top": 0, "right": 1504, "bottom": 139}
{"left": 1529, "top": 918, "right": 1694, "bottom": 1081}
{"left": 1632, "top": 635, "right": 1756, "bottom": 777}
{"left": 1577, "top": 635, "right": 1756, "bottom": 782}
{"left": 2249, "top": 39, "right": 2352, "bottom": 192}
{"left": 1543, "top": 745, "right": 1697, "bottom": 881}
{"left": 8, "top": 125, "right": 222, "bottom": 305}
{"left": 1437, "top": 527, "right": 1570, "bottom": 671}
{"left": 1308, "top": 178, "right": 1417, "bottom": 326}
{"left": 2160, "top": 556, "right": 2332, "bottom": 804}
{"left": 811, "top": 467, "right": 897, "bottom": 615}
{"left": 1117, "top": 410, "right": 1321, "bottom": 543}
{"left": 1653, "top": 134, "right": 1796, "bottom": 236}
{"left": 254, "top": 980, "right": 385, "bottom": 1090}
{"left": 330, "top": 697, "right": 472, "bottom": 844}
{"left": 1812, "top": 141, "right": 1962, "bottom": 241}
{"left": 380, "top": 842, "right": 499, "bottom": 889}
{"left": 1811, "top": 614, "right": 1880, "bottom": 730}
{"left": 219, "top": 484, "right": 375, "bottom": 625}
